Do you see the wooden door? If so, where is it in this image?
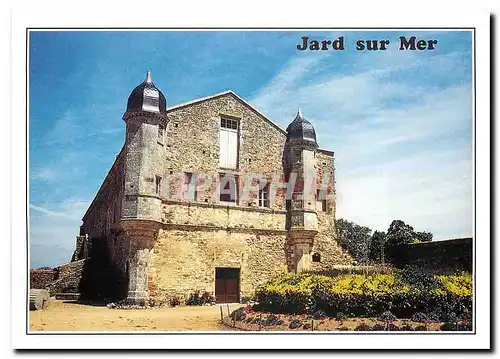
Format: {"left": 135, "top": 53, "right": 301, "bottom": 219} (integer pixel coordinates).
{"left": 215, "top": 268, "right": 240, "bottom": 303}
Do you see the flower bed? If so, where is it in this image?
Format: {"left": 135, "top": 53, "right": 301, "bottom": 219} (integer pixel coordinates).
{"left": 223, "top": 308, "right": 472, "bottom": 332}
{"left": 254, "top": 269, "right": 472, "bottom": 320}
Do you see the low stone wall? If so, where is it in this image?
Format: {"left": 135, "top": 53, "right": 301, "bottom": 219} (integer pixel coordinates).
{"left": 390, "top": 237, "right": 472, "bottom": 272}
{"left": 30, "top": 260, "right": 88, "bottom": 296}
{"left": 47, "top": 259, "right": 87, "bottom": 296}
{"left": 30, "top": 269, "right": 57, "bottom": 289}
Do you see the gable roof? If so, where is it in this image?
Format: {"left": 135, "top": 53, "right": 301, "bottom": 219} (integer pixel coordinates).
{"left": 166, "top": 90, "right": 287, "bottom": 136}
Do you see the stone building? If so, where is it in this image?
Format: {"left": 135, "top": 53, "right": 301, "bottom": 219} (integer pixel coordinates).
{"left": 76, "top": 71, "right": 352, "bottom": 305}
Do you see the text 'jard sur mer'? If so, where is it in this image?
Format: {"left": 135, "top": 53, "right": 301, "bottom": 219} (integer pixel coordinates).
{"left": 296, "top": 36, "right": 438, "bottom": 51}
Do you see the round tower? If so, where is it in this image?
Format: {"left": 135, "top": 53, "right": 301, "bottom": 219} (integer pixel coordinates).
{"left": 285, "top": 109, "right": 319, "bottom": 272}
{"left": 122, "top": 70, "right": 168, "bottom": 221}
{"left": 120, "top": 71, "right": 168, "bottom": 305}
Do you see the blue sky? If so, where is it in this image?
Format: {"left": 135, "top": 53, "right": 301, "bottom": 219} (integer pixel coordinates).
{"left": 29, "top": 30, "right": 473, "bottom": 268}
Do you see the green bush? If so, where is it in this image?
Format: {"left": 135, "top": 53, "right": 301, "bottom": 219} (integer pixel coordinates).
{"left": 254, "top": 270, "right": 472, "bottom": 319}
{"left": 185, "top": 290, "right": 215, "bottom": 306}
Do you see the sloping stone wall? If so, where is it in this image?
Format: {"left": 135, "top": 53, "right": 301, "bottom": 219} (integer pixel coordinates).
{"left": 47, "top": 259, "right": 87, "bottom": 295}
{"left": 29, "top": 260, "right": 87, "bottom": 296}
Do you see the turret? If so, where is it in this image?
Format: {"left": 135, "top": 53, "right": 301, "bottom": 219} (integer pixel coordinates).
{"left": 285, "top": 109, "right": 319, "bottom": 272}
{"left": 121, "top": 70, "right": 168, "bottom": 222}
{"left": 285, "top": 108, "right": 319, "bottom": 230}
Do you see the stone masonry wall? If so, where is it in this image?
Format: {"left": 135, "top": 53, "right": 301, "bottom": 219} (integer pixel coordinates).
{"left": 310, "top": 150, "right": 353, "bottom": 269}
{"left": 30, "top": 269, "right": 57, "bottom": 289}
{"left": 80, "top": 91, "right": 350, "bottom": 302}
{"left": 81, "top": 147, "right": 125, "bottom": 262}
{"left": 163, "top": 93, "right": 287, "bottom": 210}
{"left": 150, "top": 228, "right": 288, "bottom": 302}
{"left": 81, "top": 148, "right": 125, "bottom": 239}
{"left": 47, "top": 259, "right": 87, "bottom": 295}
{"left": 161, "top": 201, "right": 286, "bottom": 230}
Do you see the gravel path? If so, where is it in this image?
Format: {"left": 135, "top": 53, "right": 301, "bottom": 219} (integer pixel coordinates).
{"left": 29, "top": 299, "right": 242, "bottom": 332}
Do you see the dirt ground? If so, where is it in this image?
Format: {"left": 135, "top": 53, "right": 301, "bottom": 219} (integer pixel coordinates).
{"left": 30, "top": 300, "right": 462, "bottom": 332}
{"left": 29, "top": 299, "right": 242, "bottom": 332}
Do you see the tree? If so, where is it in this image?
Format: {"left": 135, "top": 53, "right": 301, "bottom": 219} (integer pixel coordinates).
{"left": 369, "top": 231, "right": 386, "bottom": 264}
{"left": 384, "top": 220, "right": 434, "bottom": 262}
{"left": 335, "top": 218, "right": 372, "bottom": 264}
{"left": 385, "top": 220, "right": 416, "bottom": 248}
{"left": 415, "top": 231, "right": 433, "bottom": 243}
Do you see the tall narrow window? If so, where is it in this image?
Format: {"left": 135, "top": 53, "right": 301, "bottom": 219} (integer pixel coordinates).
{"left": 184, "top": 172, "right": 197, "bottom": 201}
{"left": 155, "top": 176, "right": 162, "bottom": 196}
{"left": 219, "top": 117, "right": 239, "bottom": 169}
{"left": 258, "top": 183, "right": 269, "bottom": 208}
{"left": 316, "top": 189, "right": 327, "bottom": 211}
{"left": 158, "top": 125, "right": 165, "bottom": 144}
{"left": 219, "top": 173, "right": 237, "bottom": 203}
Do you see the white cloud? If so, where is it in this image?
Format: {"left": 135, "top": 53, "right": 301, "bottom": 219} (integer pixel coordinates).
{"left": 250, "top": 49, "right": 472, "bottom": 240}
{"left": 31, "top": 167, "right": 57, "bottom": 182}
{"left": 29, "top": 199, "right": 90, "bottom": 267}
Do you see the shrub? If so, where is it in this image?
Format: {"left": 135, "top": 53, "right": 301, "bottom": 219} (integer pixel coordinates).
{"left": 440, "top": 322, "right": 459, "bottom": 331}
{"left": 355, "top": 322, "right": 372, "bottom": 331}
{"left": 339, "top": 326, "right": 350, "bottom": 331}
{"left": 441, "top": 311, "right": 458, "bottom": 323}
{"left": 251, "top": 317, "right": 261, "bottom": 324}
{"left": 411, "top": 312, "right": 428, "bottom": 324}
{"left": 378, "top": 310, "right": 397, "bottom": 323}
{"left": 396, "top": 265, "right": 441, "bottom": 291}
{"left": 304, "top": 265, "right": 393, "bottom": 277}
{"left": 457, "top": 322, "right": 473, "bottom": 331}
{"left": 400, "top": 324, "right": 414, "bottom": 331}
{"left": 169, "top": 296, "right": 181, "bottom": 307}
{"left": 289, "top": 319, "right": 302, "bottom": 329}
{"left": 262, "top": 314, "right": 283, "bottom": 326}
{"left": 388, "top": 324, "right": 401, "bottom": 331}
{"left": 378, "top": 310, "right": 397, "bottom": 330}
{"left": 230, "top": 307, "right": 246, "bottom": 321}
{"left": 313, "top": 310, "right": 328, "bottom": 319}
{"left": 335, "top": 312, "right": 347, "bottom": 323}
{"left": 185, "top": 291, "right": 215, "bottom": 306}
{"left": 372, "top": 324, "right": 385, "bottom": 331}
{"left": 427, "top": 312, "right": 440, "bottom": 323}
{"left": 254, "top": 271, "right": 472, "bottom": 320}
